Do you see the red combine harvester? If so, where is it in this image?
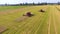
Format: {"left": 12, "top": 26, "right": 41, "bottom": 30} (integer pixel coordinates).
{"left": 23, "top": 12, "right": 34, "bottom": 17}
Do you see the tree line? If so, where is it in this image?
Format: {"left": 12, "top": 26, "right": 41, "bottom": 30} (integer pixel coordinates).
{"left": 1, "top": 2, "right": 60, "bottom": 6}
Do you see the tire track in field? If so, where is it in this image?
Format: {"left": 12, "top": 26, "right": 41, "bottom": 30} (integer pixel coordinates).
{"left": 47, "top": 7, "right": 51, "bottom": 34}
{"left": 52, "top": 6, "right": 58, "bottom": 34}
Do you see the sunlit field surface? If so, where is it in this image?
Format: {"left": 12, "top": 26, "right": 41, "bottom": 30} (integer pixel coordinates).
{"left": 0, "top": 5, "right": 60, "bottom": 34}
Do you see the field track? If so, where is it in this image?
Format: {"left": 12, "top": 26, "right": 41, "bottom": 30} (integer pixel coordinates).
{"left": 0, "top": 5, "right": 60, "bottom": 34}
